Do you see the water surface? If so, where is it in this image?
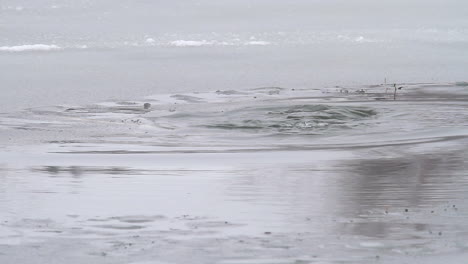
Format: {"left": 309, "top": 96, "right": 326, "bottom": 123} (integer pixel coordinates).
{"left": 1, "top": 84, "right": 468, "bottom": 263}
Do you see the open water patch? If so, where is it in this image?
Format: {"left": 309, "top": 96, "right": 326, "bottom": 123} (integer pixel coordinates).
{"left": 201, "top": 104, "right": 377, "bottom": 135}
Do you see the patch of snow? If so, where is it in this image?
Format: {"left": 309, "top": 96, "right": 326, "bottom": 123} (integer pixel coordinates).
{"left": 244, "top": 41, "right": 271, "bottom": 46}
{"left": 0, "top": 44, "right": 62, "bottom": 52}
{"left": 169, "top": 40, "right": 213, "bottom": 47}
{"left": 145, "top": 38, "right": 156, "bottom": 44}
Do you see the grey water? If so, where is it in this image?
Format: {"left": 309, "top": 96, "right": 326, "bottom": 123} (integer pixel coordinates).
{"left": 2, "top": 85, "right": 468, "bottom": 264}
{"left": 1, "top": 1, "right": 468, "bottom": 264}
{"left": 1, "top": 0, "right": 468, "bottom": 111}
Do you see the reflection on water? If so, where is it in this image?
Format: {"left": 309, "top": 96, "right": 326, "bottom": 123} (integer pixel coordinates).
{"left": 341, "top": 149, "right": 468, "bottom": 211}
{"left": 327, "top": 147, "right": 468, "bottom": 256}
{"left": 0, "top": 151, "right": 467, "bottom": 263}
{"left": 1, "top": 142, "right": 467, "bottom": 263}
{"left": 1, "top": 85, "right": 468, "bottom": 263}
{"left": 36, "top": 166, "right": 140, "bottom": 178}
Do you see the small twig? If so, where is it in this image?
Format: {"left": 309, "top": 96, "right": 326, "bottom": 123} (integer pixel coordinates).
{"left": 393, "top": 84, "right": 404, "bottom": 100}
{"left": 385, "top": 78, "right": 388, "bottom": 93}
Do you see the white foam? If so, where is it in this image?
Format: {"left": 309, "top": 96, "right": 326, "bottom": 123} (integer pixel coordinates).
{"left": 0, "top": 44, "right": 62, "bottom": 52}
{"left": 2, "top": 6, "right": 24, "bottom": 11}
{"left": 337, "top": 35, "right": 379, "bottom": 43}
{"left": 354, "top": 36, "right": 378, "bottom": 43}
{"left": 245, "top": 41, "right": 271, "bottom": 46}
{"left": 145, "top": 38, "right": 156, "bottom": 44}
{"left": 359, "top": 241, "right": 385, "bottom": 248}
{"left": 169, "top": 40, "right": 213, "bottom": 47}
{"left": 127, "top": 261, "right": 174, "bottom": 264}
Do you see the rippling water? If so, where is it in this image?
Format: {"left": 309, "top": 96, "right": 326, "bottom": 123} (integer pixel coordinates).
{"left": 1, "top": 83, "right": 468, "bottom": 263}
{"left": 2, "top": 0, "right": 468, "bottom": 262}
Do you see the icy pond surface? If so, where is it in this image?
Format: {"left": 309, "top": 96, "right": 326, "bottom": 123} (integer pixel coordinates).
{"left": 1, "top": 84, "right": 468, "bottom": 263}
